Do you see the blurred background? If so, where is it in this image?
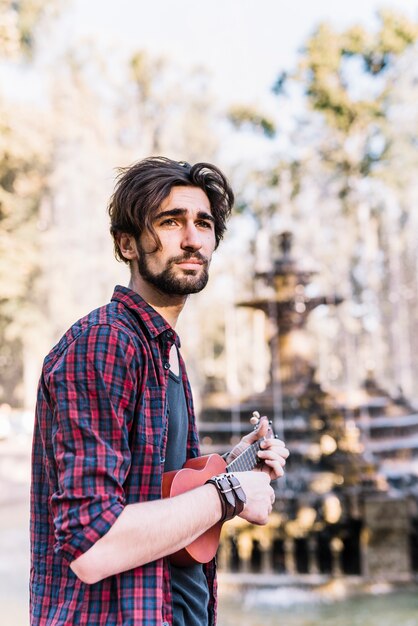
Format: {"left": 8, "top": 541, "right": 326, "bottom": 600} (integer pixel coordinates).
{"left": 2, "top": 0, "right": 418, "bottom": 624}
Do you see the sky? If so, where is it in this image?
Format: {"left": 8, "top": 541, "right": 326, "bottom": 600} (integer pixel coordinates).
{"left": 69, "top": 0, "right": 418, "bottom": 105}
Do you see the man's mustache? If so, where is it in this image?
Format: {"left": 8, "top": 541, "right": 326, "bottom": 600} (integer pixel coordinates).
{"left": 168, "top": 252, "right": 208, "bottom": 266}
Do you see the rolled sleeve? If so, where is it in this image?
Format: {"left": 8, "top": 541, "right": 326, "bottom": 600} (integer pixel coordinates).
{"left": 47, "top": 324, "right": 139, "bottom": 563}
{"left": 55, "top": 496, "right": 124, "bottom": 563}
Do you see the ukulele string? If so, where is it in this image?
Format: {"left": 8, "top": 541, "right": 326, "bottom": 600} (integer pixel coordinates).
{"left": 226, "top": 439, "right": 261, "bottom": 473}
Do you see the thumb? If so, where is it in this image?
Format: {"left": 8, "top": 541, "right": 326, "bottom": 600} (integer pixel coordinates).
{"left": 243, "top": 416, "right": 269, "bottom": 444}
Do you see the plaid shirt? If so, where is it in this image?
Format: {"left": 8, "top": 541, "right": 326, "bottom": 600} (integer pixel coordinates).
{"left": 30, "top": 285, "right": 217, "bottom": 625}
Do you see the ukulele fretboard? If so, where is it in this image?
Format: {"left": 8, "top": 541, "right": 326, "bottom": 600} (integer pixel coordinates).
{"left": 225, "top": 441, "right": 261, "bottom": 473}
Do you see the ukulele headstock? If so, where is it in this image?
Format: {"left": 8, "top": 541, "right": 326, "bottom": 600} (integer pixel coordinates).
{"left": 249, "top": 410, "right": 276, "bottom": 440}
{"left": 225, "top": 410, "right": 278, "bottom": 473}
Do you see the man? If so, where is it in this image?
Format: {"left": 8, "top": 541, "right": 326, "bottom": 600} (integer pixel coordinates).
{"left": 30, "top": 157, "right": 289, "bottom": 626}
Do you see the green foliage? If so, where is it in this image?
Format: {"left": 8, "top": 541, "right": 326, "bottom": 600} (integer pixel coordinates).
{"left": 0, "top": 102, "right": 49, "bottom": 347}
{"left": 344, "top": 10, "right": 418, "bottom": 74}
{"left": 130, "top": 51, "right": 162, "bottom": 102}
{"left": 228, "top": 105, "right": 276, "bottom": 138}
{"left": 0, "top": 0, "right": 63, "bottom": 58}
{"left": 299, "top": 11, "right": 418, "bottom": 133}
{"left": 0, "top": 113, "right": 45, "bottom": 306}
{"left": 0, "top": 0, "right": 61, "bottom": 57}
{"left": 0, "top": 0, "right": 55, "bottom": 404}
{"left": 233, "top": 9, "right": 418, "bottom": 400}
{"left": 271, "top": 71, "right": 288, "bottom": 96}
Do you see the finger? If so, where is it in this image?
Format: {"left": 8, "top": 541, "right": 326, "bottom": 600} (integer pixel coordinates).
{"left": 256, "top": 416, "right": 270, "bottom": 439}
{"left": 262, "top": 459, "right": 285, "bottom": 480}
{"left": 260, "top": 444, "right": 290, "bottom": 461}
{"left": 260, "top": 437, "right": 286, "bottom": 447}
{"left": 259, "top": 445, "right": 289, "bottom": 462}
{"left": 242, "top": 415, "right": 269, "bottom": 444}
{"left": 257, "top": 449, "right": 287, "bottom": 465}
{"left": 260, "top": 439, "right": 289, "bottom": 455}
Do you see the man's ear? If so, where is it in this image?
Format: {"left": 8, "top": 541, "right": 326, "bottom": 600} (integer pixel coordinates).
{"left": 116, "top": 233, "right": 139, "bottom": 261}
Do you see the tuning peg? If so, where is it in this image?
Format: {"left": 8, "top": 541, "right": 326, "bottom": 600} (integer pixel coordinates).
{"left": 250, "top": 410, "right": 260, "bottom": 426}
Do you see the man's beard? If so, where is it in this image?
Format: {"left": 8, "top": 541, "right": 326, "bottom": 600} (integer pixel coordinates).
{"left": 137, "top": 250, "right": 210, "bottom": 296}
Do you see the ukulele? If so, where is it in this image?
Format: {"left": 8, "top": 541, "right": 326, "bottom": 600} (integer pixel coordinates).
{"left": 162, "top": 411, "right": 275, "bottom": 567}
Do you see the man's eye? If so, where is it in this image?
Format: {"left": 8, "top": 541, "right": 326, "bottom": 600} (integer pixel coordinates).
{"left": 198, "top": 221, "right": 213, "bottom": 229}
{"left": 161, "top": 219, "right": 177, "bottom": 226}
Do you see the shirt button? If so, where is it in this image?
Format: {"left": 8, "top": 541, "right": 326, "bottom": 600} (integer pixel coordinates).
{"left": 166, "top": 330, "right": 174, "bottom": 338}
{"left": 163, "top": 362, "right": 170, "bottom": 370}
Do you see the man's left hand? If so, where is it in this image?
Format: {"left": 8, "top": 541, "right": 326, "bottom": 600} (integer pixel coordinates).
{"left": 225, "top": 416, "right": 289, "bottom": 481}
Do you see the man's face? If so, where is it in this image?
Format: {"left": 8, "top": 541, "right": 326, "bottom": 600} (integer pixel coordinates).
{"left": 137, "top": 186, "right": 216, "bottom": 296}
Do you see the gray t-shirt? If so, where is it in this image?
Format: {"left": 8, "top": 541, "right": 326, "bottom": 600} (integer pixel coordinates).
{"left": 165, "top": 368, "right": 209, "bottom": 626}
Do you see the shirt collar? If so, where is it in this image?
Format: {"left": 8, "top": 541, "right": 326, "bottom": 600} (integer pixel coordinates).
{"left": 111, "top": 285, "right": 180, "bottom": 346}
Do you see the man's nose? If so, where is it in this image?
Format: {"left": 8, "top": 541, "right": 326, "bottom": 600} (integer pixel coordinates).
{"left": 181, "top": 223, "right": 203, "bottom": 251}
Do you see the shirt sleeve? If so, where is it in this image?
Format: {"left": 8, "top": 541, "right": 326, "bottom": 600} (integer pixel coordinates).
{"left": 47, "top": 323, "right": 139, "bottom": 563}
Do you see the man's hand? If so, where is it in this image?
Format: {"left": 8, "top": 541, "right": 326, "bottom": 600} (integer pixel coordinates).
{"left": 226, "top": 416, "right": 289, "bottom": 481}
{"left": 234, "top": 470, "right": 275, "bottom": 525}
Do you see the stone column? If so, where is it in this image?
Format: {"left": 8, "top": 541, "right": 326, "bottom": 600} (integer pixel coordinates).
{"left": 308, "top": 535, "right": 319, "bottom": 574}
{"left": 284, "top": 538, "right": 296, "bottom": 575}
{"left": 237, "top": 533, "right": 253, "bottom": 573}
{"left": 218, "top": 537, "right": 231, "bottom": 571}
{"left": 259, "top": 536, "right": 274, "bottom": 574}
{"left": 330, "top": 537, "right": 343, "bottom": 577}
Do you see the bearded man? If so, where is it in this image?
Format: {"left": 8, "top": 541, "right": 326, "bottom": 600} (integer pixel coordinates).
{"left": 30, "top": 157, "right": 289, "bottom": 626}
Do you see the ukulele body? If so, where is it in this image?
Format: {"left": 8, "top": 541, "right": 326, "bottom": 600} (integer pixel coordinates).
{"left": 162, "top": 454, "right": 227, "bottom": 566}
{"left": 162, "top": 414, "right": 272, "bottom": 567}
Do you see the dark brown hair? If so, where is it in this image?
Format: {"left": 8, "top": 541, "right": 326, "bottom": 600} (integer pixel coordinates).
{"left": 108, "top": 156, "right": 234, "bottom": 263}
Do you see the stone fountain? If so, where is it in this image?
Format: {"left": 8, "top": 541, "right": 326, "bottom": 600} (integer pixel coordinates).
{"left": 200, "top": 232, "right": 416, "bottom": 582}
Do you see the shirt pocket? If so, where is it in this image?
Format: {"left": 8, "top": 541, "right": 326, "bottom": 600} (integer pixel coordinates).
{"left": 135, "top": 385, "right": 167, "bottom": 449}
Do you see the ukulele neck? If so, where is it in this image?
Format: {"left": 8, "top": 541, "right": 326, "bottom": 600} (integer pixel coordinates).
{"left": 225, "top": 440, "right": 263, "bottom": 473}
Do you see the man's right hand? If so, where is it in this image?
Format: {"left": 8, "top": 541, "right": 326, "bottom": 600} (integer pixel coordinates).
{"left": 234, "top": 471, "right": 275, "bottom": 525}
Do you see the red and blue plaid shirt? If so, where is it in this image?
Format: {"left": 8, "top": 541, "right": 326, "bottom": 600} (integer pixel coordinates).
{"left": 30, "top": 285, "right": 217, "bottom": 625}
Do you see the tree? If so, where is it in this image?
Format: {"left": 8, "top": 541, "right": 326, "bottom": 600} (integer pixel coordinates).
{"left": 231, "top": 11, "right": 418, "bottom": 400}
{"left": 0, "top": 0, "right": 59, "bottom": 405}
{"left": 289, "top": 10, "right": 418, "bottom": 397}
